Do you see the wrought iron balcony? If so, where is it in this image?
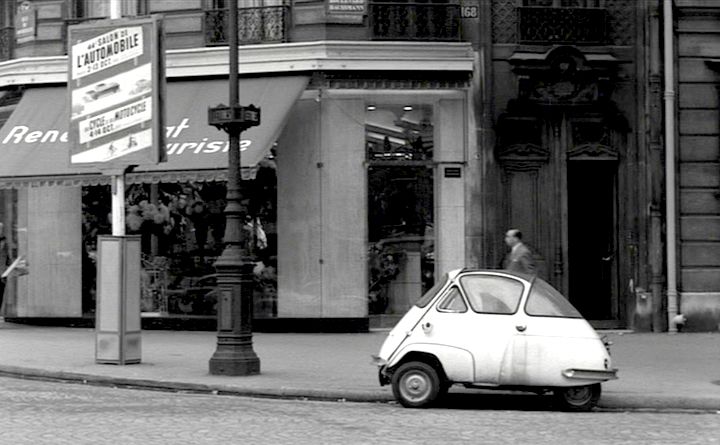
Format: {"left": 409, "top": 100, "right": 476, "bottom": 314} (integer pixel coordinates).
{"left": 205, "top": 6, "right": 290, "bottom": 46}
{"left": 0, "top": 27, "right": 13, "bottom": 61}
{"left": 369, "top": 2, "right": 462, "bottom": 41}
{"left": 517, "top": 6, "right": 608, "bottom": 44}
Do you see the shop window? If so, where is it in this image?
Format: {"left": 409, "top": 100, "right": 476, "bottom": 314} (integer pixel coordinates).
{"left": 81, "top": 164, "right": 278, "bottom": 319}
{"left": 366, "top": 104, "right": 434, "bottom": 316}
{"left": 0, "top": 189, "right": 18, "bottom": 316}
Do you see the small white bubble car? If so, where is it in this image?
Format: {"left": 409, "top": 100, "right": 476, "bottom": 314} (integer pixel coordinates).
{"left": 373, "top": 269, "right": 617, "bottom": 411}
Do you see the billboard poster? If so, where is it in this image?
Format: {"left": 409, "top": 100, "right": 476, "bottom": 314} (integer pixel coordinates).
{"left": 68, "top": 16, "right": 165, "bottom": 168}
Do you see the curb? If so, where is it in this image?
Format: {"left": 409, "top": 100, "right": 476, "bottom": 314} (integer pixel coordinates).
{"left": 599, "top": 394, "right": 720, "bottom": 412}
{"left": 1, "top": 365, "right": 718, "bottom": 412}
{"left": 0, "top": 365, "right": 395, "bottom": 404}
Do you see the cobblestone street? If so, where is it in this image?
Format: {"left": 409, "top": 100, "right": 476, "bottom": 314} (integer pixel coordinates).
{"left": 1, "top": 377, "right": 718, "bottom": 445}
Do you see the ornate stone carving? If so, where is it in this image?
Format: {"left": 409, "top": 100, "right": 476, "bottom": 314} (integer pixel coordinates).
{"left": 511, "top": 46, "right": 617, "bottom": 107}
{"left": 495, "top": 114, "right": 548, "bottom": 170}
{"left": 498, "top": 143, "right": 550, "bottom": 161}
{"left": 567, "top": 143, "right": 618, "bottom": 160}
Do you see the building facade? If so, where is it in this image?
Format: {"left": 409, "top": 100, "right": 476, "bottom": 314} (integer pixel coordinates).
{"left": 476, "top": 0, "right": 668, "bottom": 330}
{"left": 673, "top": 0, "right": 720, "bottom": 331}
{"left": 0, "top": 0, "right": 716, "bottom": 332}
{"left": 0, "top": 0, "right": 476, "bottom": 331}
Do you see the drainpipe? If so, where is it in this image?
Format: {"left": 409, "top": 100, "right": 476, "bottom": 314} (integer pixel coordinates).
{"left": 663, "top": 0, "right": 679, "bottom": 332}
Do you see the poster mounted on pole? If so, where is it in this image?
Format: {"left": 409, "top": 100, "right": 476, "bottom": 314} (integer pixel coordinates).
{"left": 67, "top": 15, "right": 165, "bottom": 169}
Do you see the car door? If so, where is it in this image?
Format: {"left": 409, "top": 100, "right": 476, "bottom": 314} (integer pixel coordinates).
{"left": 412, "top": 285, "right": 478, "bottom": 383}
{"left": 457, "top": 273, "right": 527, "bottom": 385}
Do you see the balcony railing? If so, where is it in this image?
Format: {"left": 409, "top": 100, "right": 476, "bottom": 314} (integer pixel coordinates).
{"left": 517, "top": 6, "right": 608, "bottom": 44}
{"left": 0, "top": 27, "right": 14, "bottom": 61}
{"left": 205, "top": 6, "right": 290, "bottom": 46}
{"left": 369, "top": 2, "right": 461, "bottom": 41}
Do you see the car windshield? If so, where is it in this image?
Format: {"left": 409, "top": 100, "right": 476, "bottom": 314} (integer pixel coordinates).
{"left": 415, "top": 273, "right": 449, "bottom": 308}
{"left": 525, "top": 278, "right": 582, "bottom": 318}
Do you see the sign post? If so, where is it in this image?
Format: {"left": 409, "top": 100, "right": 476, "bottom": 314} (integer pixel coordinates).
{"left": 68, "top": 15, "right": 165, "bottom": 365}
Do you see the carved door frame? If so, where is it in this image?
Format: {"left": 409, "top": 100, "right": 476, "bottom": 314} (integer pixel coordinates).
{"left": 497, "top": 111, "right": 621, "bottom": 318}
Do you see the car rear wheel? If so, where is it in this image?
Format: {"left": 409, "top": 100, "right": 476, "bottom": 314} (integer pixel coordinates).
{"left": 553, "top": 383, "right": 601, "bottom": 412}
{"left": 391, "top": 361, "right": 442, "bottom": 408}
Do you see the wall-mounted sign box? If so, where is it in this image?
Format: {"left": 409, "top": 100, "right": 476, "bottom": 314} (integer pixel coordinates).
{"left": 444, "top": 167, "right": 462, "bottom": 178}
{"left": 327, "top": 0, "right": 366, "bottom": 24}
{"left": 15, "top": 1, "right": 36, "bottom": 44}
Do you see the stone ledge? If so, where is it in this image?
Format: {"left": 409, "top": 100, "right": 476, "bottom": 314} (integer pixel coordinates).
{"left": 0, "top": 40, "right": 474, "bottom": 87}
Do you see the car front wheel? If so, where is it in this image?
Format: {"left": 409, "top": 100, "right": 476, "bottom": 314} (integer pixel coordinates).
{"left": 553, "top": 383, "right": 601, "bottom": 412}
{"left": 391, "top": 361, "right": 442, "bottom": 408}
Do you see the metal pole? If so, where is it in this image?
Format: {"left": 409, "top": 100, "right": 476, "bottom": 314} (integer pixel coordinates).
{"left": 110, "top": 0, "right": 124, "bottom": 236}
{"left": 663, "top": 0, "right": 679, "bottom": 332}
{"left": 109, "top": 0, "right": 121, "bottom": 20}
{"left": 209, "top": 0, "right": 260, "bottom": 376}
{"left": 111, "top": 175, "right": 125, "bottom": 236}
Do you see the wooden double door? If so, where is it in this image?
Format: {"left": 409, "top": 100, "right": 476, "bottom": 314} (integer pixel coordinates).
{"left": 499, "top": 113, "right": 621, "bottom": 322}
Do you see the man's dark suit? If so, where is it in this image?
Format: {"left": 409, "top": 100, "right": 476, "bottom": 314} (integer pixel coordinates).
{"left": 503, "top": 242, "right": 537, "bottom": 275}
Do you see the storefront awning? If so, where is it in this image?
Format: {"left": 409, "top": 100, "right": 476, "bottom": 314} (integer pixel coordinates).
{"left": 0, "top": 76, "right": 309, "bottom": 188}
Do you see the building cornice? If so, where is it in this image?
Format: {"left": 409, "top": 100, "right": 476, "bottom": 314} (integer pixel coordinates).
{"left": 0, "top": 40, "right": 474, "bottom": 87}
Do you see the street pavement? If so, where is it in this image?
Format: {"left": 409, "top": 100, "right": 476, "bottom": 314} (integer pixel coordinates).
{"left": 0, "top": 321, "right": 719, "bottom": 411}
{"left": 3, "top": 377, "right": 720, "bottom": 445}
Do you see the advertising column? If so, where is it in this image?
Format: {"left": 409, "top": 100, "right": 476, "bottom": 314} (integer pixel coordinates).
{"left": 68, "top": 16, "right": 165, "bottom": 364}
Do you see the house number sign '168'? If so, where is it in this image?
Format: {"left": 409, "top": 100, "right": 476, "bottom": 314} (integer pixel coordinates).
{"left": 461, "top": 5, "right": 479, "bottom": 19}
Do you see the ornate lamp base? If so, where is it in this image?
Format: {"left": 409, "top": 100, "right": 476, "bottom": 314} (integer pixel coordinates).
{"left": 209, "top": 346, "right": 260, "bottom": 376}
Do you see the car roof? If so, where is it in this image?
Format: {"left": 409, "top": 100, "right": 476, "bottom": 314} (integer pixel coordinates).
{"left": 448, "top": 268, "right": 537, "bottom": 283}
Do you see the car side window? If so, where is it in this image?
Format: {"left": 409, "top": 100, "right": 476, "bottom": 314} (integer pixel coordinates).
{"left": 416, "top": 273, "right": 449, "bottom": 308}
{"left": 436, "top": 287, "right": 468, "bottom": 313}
{"left": 459, "top": 275, "right": 523, "bottom": 314}
{"left": 525, "top": 278, "right": 582, "bottom": 318}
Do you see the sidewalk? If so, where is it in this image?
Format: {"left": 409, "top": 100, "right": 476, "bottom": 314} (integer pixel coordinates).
{"left": 1, "top": 321, "right": 719, "bottom": 411}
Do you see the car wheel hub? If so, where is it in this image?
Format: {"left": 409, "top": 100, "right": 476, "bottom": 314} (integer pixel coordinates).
{"left": 566, "top": 386, "right": 591, "bottom": 404}
{"left": 401, "top": 372, "right": 430, "bottom": 401}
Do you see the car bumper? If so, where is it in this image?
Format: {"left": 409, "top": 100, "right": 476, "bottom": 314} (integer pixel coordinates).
{"left": 371, "top": 355, "right": 391, "bottom": 386}
{"left": 562, "top": 368, "right": 618, "bottom": 381}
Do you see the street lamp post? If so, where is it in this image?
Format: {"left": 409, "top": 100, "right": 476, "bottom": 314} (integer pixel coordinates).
{"left": 208, "top": 0, "right": 261, "bottom": 376}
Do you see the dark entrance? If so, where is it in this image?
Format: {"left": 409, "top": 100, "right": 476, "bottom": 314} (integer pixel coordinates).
{"left": 567, "top": 160, "right": 617, "bottom": 320}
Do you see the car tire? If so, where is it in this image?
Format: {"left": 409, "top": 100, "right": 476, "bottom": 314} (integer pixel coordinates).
{"left": 553, "top": 383, "right": 601, "bottom": 412}
{"left": 391, "top": 361, "right": 442, "bottom": 408}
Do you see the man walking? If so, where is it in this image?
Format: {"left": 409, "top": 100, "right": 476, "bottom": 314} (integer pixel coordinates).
{"left": 502, "top": 229, "right": 537, "bottom": 275}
